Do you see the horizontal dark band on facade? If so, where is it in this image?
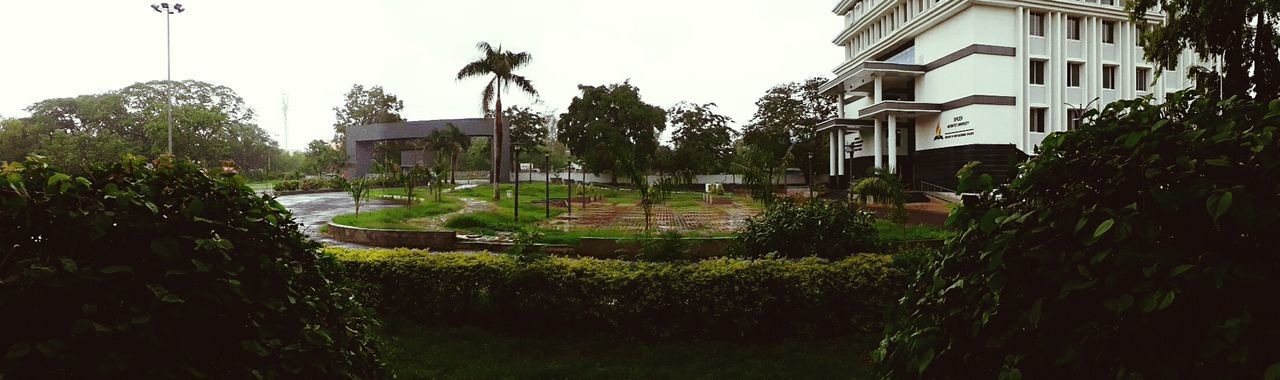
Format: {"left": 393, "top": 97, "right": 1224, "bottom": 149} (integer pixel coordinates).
{"left": 923, "top": 44, "right": 1018, "bottom": 71}
{"left": 940, "top": 95, "right": 1017, "bottom": 110}
{"left": 856, "top": 95, "right": 1017, "bottom": 117}
{"left": 824, "top": 44, "right": 1018, "bottom": 94}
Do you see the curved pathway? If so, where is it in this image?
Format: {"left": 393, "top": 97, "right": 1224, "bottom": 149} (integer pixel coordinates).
{"left": 273, "top": 191, "right": 399, "bottom": 248}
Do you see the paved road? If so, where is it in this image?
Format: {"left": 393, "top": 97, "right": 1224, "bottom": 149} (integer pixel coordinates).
{"left": 273, "top": 191, "right": 399, "bottom": 248}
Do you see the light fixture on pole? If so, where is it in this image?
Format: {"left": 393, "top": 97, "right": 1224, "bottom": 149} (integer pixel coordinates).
{"left": 807, "top": 152, "right": 814, "bottom": 199}
{"left": 151, "top": 2, "right": 185, "bottom": 155}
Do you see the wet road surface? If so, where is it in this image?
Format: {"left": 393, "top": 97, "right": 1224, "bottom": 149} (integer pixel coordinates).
{"left": 272, "top": 191, "right": 399, "bottom": 248}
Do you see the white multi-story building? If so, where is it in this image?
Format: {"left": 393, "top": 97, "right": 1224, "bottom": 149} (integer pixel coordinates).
{"left": 817, "top": 0, "right": 1199, "bottom": 189}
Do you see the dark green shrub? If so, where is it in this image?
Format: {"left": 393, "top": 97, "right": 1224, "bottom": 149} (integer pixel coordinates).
{"left": 732, "top": 198, "right": 880, "bottom": 259}
{"left": 0, "top": 156, "right": 386, "bottom": 378}
{"left": 636, "top": 231, "right": 691, "bottom": 262}
{"left": 331, "top": 248, "right": 906, "bottom": 340}
{"left": 877, "top": 92, "right": 1280, "bottom": 379}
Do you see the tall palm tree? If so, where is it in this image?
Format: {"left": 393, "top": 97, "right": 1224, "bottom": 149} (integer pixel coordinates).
{"left": 456, "top": 41, "right": 538, "bottom": 200}
{"left": 441, "top": 123, "right": 472, "bottom": 184}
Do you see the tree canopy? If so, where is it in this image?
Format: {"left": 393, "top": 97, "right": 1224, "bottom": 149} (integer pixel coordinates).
{"left": 332, "top": 84, "right": 405, "bottom": 143}
{"left": 668, "top": 102, "right": 737, "bottom": 173}
{"left": 556, "top": 82, "right": 667, "bottom": 177}
{"left": 741, "top": 78, "right": 836, "bottom": 175}
{"left": 0, "top": 80, "right": 278, "bottom": 171}
{"left": 1130, "top": 0, "right": 1280, "bottom": 99}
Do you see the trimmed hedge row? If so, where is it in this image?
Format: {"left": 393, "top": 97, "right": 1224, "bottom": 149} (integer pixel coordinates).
{"left": 329, "top": 248, "right": 907, "bottom": 340}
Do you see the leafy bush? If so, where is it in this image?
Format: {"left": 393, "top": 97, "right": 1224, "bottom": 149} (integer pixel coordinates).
{"left": 877, "top": 92, "right": 1280, "bottom": 378}
{"left": 0, "top": 156, "right": 386, "bottom": 378}
{"left": 636, "top": 231, "right": 691, "bottom": 262}
{"left": 732, "top": 198, "right": 880, "bottom": 259}
{"left": 330, "top": 249, "right": 906, "bottom": 340}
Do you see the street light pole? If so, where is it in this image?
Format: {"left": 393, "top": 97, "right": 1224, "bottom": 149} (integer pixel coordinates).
{"left": 566, "top": 163, "right": 573, "bottom": 216}
{"left": 544, "top": 154, "right": 550, "bottom": 219}
{"left": 151, "top": 3, "right": 185, "bottom": 155}
{"left": 513, "top": 144, "right": 520, "bottom": 223}
{"left": 807, "top": 152, "right": 814, "bottom": 199}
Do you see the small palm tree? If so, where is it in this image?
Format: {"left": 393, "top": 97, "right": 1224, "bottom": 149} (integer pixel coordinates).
{"left": 732, "top": 145, "right": 788, "bottom": 206}
{"left": 343, "top": 178, "right": 372, "bottom": 218}
{"left": 441, "top": 123, "right": 472, "bottom": 184}
{"left": 457, "top": 42, "right": 539, "bottom": 201}
{"left": 852, "top": 167, "right": 908, "bottom": 225}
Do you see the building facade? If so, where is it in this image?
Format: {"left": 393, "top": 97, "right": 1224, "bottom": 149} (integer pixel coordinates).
{"left": 817, "top": 0, "right": 1199, "bottom": 189}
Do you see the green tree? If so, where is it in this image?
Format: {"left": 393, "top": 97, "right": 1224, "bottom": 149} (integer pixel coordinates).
{"left": 5, "top": 81, "right": 279, "bottom": 171}
{"left": 556, "top": 82, "right": 667, "bottom": 182}
{"left": 456, "top": 42, "right": 539, "bottom": 200}
{"left": 303, "top": 140, "right": 345, "bottom": 175}
{"left": 332, "top": 84, "right": 405, "bottom": 142}
{"left": 877, "top": 92, "right": 1280, "bottom": 378}
{"left": 742, "top": 78, "right": 837, "bottom": 181}
{"left": 669, "top": 102, "right": 737, "bottom": 173}
{"left": 1129, "top": 0, "right": 1280, "bottom": 99}
{"left": 500, "top": 106, "right": 550, "bottom": 148}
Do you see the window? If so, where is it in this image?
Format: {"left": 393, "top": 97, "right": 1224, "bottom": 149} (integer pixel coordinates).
{"left": 1030, "top": 13, "right": 1045, "bottom": 36}
{"left": 1067, "top": 17, "right": 1081, "bottom": 40}
{"left": 1030, "top": 60, "right": 1046, "bottom": 85}
{"left": 1102, "top": 0, "right": 1115, "bottom": 5}
{"left": 1030, "top": 108, "right": 1047, "bottom": 133}
{"left": 1103, "top": 66, "right": 1117, "bottom": 89}
{"left": 1137, "top": 68, "right": 1151, "bottom": 91}
{"left": 1102, "top": 21, "right": 1115, "bottom": 43}
{"left": 1067, "top": 109, "right": 1084, "bottom": 131}
{"left": 1067, "top": 63, "right": 1082, "bottom": 87}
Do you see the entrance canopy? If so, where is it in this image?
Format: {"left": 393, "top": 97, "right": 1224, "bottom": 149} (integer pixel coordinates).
{"left": 345, "top": 118, "right": 510, "bottom": 181}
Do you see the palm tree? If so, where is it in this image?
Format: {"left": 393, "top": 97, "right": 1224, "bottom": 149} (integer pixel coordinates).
{"left": 423, "top": 130, "right": 452, "bottom": 168}
{"left": 456, "top": 41, "right": 539, "bottom": 200}
{"left": 441, "top": 124, "right": 472, "bottom": 184}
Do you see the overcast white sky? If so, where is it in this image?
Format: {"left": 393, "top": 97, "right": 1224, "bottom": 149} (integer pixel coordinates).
{"left": 0, "top": 0, "right": 840, "bottom": 151}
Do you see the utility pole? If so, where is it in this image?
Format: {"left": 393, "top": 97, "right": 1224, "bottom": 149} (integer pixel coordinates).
{"left": 544, "top": 154, "right": 550, "bottom": 219}
{"left": 282, "top": 93, "right": 289, "bottom": 151}
{"left": 151, "top": 2, "right": 185, "bottom": 155}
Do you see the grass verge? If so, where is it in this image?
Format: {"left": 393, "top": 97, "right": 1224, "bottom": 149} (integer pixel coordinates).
{"left": 332, "top": 197, "right": 464, "bottom": 230}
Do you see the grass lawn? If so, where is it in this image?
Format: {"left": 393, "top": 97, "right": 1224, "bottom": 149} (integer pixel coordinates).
{"left": 332, "top": 197, "right": 464, "bottom": 230}
{"left": 378, "top": 320, "right": 876, "bottom": 379}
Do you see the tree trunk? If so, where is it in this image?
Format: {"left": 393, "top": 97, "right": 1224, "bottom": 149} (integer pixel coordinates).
{"left": 493, "top": 83, "right": 504, "bottom": 201}
{"left": 1253, "top": 14, "right": 1280, "bottom": 101}
{"left": 450, "top": 152, "right": 457, "bottom": 184}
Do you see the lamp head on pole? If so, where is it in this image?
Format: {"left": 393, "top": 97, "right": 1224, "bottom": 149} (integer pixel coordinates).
{"left": 151, "top": 3, "right": 185, "bottom": 14}
{"left": 843, "top": 145, "right": 855, "bottom": 153}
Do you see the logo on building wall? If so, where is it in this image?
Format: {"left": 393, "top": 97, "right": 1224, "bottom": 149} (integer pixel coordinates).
{"left": 937, "top": 115, "right": 975, "bottom": 141}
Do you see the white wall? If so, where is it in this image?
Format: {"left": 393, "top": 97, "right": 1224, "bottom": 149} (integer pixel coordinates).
{"left": 914, "top": 104, "right": 1022, "bottom": 151}
{"left": 511, "top": 172, "right": 812, "bottom": 186}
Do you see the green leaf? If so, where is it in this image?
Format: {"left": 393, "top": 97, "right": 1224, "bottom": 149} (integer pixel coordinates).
{"left": 6, "top": 342, "right": 31, "bottom": 359}
{"left": 1093, "top": 219, "right": 1115, "bottom": 239}
{"left": 1103, "top": 294, "right": 1134, "bottom": 313}
{"left": 1028, "top": 298, "right": 1044, "bottom": 326}
{"left": 1206, "top": 191, "right": 1233, "bottom": 223}
{"left": 1264, "top": 362, "right": 1280, "bottom": 380}
{"left": 1169, "top": 264, "right": 1195, "bottom": 277}
{"left": 1205, "top": 158, "right": 1230, "bottom": 166}
{"left": 917, "top": 349, "right": 935, "bottom": 374}
{"left": 47, "top": 173, "right": 71, "bottom": 186}
{"left": 980, "top": 209, "right": 1007, "bottom": 233}
{"left": 1141, "top": 291, "right": 1177, "bottom": 312}
{"left": 99, "top": 265, "right": 134, "bottom": 275}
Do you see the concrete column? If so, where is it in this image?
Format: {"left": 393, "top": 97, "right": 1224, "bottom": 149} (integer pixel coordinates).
{"left": 837, "top": 128, "right": 846, "bottom": 176}
{"left": 887, "top": 115, "right": 898, "bottom": 173}
{"left": 829, "top": 130, "right": 838, "bottom": 176}
{"left": 873, "top": 119, "right": 883, "bottom": 169}
{"left": 873, "top": 74, "right": 884, "bottom": 103}
{"left": 837, "top": 89, "right": 847, "bottom": 118}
